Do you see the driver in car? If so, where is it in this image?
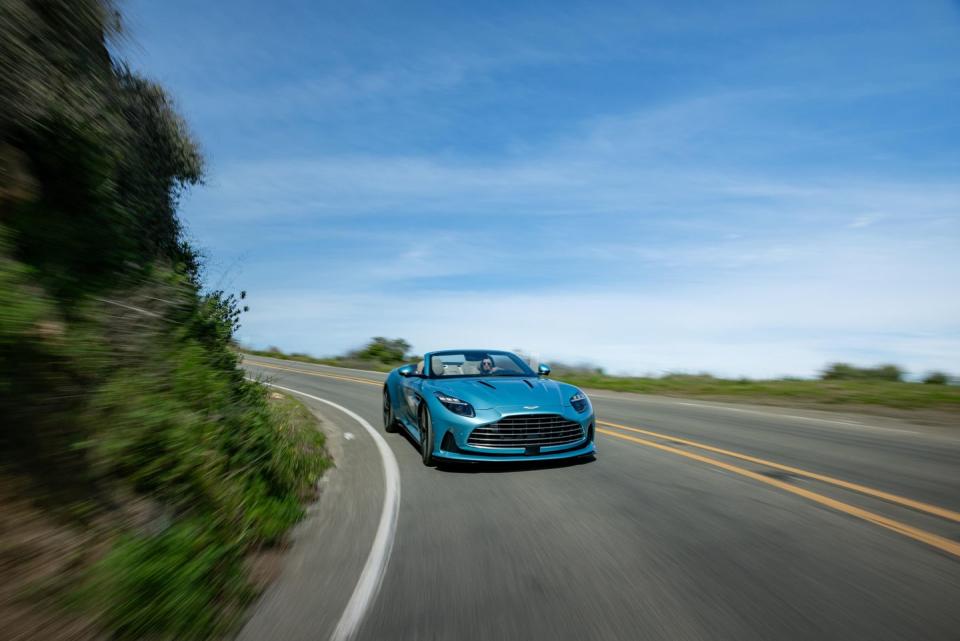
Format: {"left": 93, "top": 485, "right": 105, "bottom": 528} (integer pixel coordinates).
{"left": 479, "top": 355, "right": 502, "bottom": 375}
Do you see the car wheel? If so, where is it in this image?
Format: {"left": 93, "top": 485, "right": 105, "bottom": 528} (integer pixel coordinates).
{"left": 382, "top": 387, "right": 398, "bottom": 433}
{"left": 419, "top": 405, "right": 434, "bottom": 466}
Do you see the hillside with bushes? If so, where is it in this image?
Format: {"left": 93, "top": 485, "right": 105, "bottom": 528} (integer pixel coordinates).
{"left": 1, "top": 2, "right": 328, "bottom": 638}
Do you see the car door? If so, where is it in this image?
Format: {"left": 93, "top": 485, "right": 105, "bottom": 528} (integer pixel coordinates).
{"left": 399, "top": 358, "right": 426, "bottom": 425}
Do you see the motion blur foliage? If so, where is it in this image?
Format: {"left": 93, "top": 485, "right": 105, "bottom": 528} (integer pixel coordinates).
{"left": 923, "top": 371, "right": 950, "bottom": 385}
{"left": 245, "top": 336, "right": 416, "bottom": 370}
{"left": 0, "top": 2, "right": 326, "bottom": 639}
{"left": 349, "top": 336, "right": 412, "bottom": 365}
{"left": 820, "top": 362, "right": 905, "bottom": 382}
{"left": 547, "top": 361, "right": 606, "bottom": 377}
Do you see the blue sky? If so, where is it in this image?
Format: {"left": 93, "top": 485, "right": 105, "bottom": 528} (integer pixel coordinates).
{"left": 123, "top": 0, "right": 960, "bottom": 377}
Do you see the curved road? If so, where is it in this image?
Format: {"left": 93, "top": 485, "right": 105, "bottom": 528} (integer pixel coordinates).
{"left": 239, "top": 355, "right": 959, "bottom": 641}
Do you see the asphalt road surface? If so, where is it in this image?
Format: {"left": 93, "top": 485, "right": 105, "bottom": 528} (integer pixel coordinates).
{"left": 238, "top": 354, "right": 960, "bottom": 641}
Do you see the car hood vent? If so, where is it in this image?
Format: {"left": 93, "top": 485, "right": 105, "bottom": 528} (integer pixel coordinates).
{"left": 438, "top": 378, "right": 564, "bottom": 410}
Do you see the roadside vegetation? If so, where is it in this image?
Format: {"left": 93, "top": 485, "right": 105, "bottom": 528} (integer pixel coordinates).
{"left": 243, "top": 337, "right": 415, "bottom": 372}
{"left": 554, "top": 369, "right": 960, "bottom": 412}
{"left": 248, "top": 344, "right": 959, "bottom": 415}
{"left": 1, "top": 2, "right": 328, "bottom": 639}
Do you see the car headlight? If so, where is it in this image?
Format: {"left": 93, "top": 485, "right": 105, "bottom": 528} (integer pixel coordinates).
{"left": 570, "top": 391, "right": 589, "bottom": 413}
{"left": 434, "top": 391, "right": 475, "bottom": 417}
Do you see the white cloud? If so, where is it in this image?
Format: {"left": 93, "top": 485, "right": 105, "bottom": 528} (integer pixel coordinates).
{"left": 186, "top": 148, "right": 960, "bottom": 233}
{"left": 848, "top": 214, "right": 883, "bottom": 228}
{"left": 238, "top": 227, "right": 960, "bottom": 378}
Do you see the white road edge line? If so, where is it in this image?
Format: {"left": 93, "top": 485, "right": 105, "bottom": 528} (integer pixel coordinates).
{"left": 253, "top": 380, "right": 400, "bottom": 641}
{"left": 243, "top": 355, "right": 389, "bottom": 379}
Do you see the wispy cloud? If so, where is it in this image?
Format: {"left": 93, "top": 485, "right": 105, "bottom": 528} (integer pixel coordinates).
{"left": 848, "top": 214, "right": 882, "bottom": 229}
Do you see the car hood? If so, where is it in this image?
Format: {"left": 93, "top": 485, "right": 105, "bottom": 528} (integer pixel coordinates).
{"left": 432, "top": 377, "right": 567, "bottom": 410}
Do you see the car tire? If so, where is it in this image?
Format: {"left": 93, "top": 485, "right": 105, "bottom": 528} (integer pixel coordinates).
{"left": 383, "top": 387, "right": 398, "bottom": 433}
{"left": 419, "top": 405, "right": 434, "bottom": 466}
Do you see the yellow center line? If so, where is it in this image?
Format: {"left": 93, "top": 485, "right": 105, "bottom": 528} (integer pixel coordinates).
{"left": 598, "top": 419, "right": 960, "bottom": 523}
{"left": 597, "top": 428, "right": 960, "bottom": 558}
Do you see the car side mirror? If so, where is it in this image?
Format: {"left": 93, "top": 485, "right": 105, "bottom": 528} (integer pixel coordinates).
{"left": 538, "top": 363, "right": 551, "bottom": 377}
{"left": 398, "top": 364, "right": 418, "bottom": 378}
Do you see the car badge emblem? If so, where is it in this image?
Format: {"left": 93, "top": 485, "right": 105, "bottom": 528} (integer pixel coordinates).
{"left": 524, "top": 405, "right": 539, "bottom": 410}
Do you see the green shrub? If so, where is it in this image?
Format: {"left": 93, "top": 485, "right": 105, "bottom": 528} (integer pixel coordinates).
{"left": 923, "top": 371, "right": 949, "bottom": 385}
{"left": 820, "top": 362, "right": 905, "bottom": 382}
{"left": 72, "top": 321, "right": 328, "bottom": 635}
{"left": 349, "top": 336, "right": 411, "bottom": 365}
{"left": 82, "top": 521, "right": 251, "bottom": 641}
{"left": 82, "top": 327, "right": 327, "bottom": 545}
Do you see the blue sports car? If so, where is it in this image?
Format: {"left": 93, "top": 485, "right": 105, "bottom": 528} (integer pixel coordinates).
{"left": 382, "top": 349, "right": 596, "bottom": 465}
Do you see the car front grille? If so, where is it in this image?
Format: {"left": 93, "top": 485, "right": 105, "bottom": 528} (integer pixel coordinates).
{"left": 467, "top": 413, "right": 584, "bottom": 448}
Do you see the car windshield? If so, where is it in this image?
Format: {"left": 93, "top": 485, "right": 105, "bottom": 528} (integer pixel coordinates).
{"left": 429, "top": 351, "right": 535, "bottom": 378}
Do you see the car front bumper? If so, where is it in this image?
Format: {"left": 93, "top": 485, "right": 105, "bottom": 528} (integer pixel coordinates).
{"left": 431, "top": 406, "right": 596, "bottom": 462}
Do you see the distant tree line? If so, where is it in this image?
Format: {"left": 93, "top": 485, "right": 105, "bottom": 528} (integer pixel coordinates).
{"left": 820, "top": 363, "right": 905, "bottom": 382}
{"left": 251, "top": 337, "right": 414, "bottom": 368}
{"left": 348, "top": 336, "right": 412, "bottom": 365}
{"left": 820, "top": 363, "right": 952, "bottom": 385}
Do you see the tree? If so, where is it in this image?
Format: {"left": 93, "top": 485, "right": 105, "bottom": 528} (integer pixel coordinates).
{"left": 820, "top": 363, "right": 904, "bottom": 382}
{"left": 352, "top": 337, "right": 411, "bottom": 364}
{"left": 922, "top": 371, "right": 949, "bottom": 385}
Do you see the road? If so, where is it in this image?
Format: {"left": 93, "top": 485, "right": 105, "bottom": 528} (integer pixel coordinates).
{"left": 238, "top": 354, "right": 960, "bottom": 641}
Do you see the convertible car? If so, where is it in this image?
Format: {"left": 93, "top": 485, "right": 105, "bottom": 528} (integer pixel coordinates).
{"left": 382, "top": 349, "right": 596, "bottom": 465}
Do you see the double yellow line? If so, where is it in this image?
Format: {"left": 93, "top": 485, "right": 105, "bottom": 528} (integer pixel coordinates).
{"left": 245, "top": 358, "right": 960, "bottom": 558}
{"left": 597, "top": 422, "right": 960, "bottom": 558}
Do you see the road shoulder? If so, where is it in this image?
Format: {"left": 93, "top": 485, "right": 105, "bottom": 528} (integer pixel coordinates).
{"left": 236, "top": 395, "right": 386, "bottom": 641}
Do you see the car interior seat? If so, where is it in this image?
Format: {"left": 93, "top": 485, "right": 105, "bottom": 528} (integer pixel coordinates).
{"left": 431, "top": 356, "right": 463, "bottom": 376}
